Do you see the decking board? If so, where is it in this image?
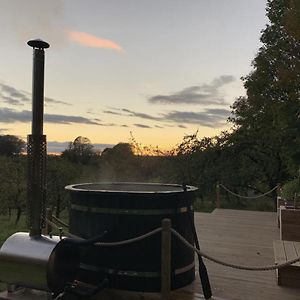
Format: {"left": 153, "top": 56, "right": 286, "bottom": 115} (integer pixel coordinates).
{"left": 175, "top": 209, "right": 300, "bottom": 300}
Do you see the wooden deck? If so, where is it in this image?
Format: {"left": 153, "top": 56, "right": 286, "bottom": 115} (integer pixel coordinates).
{"left": 174, "top": 209, "right": 300, "bottom": 299}
{"left": 1, "top": 209, "right": 299, "bottom": 300}
{"left": 96, "top": 209, "right": 300, "bottom": 300}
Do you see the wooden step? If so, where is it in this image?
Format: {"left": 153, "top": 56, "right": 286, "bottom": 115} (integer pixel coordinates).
{"left": 273, "top": 240, "right": 300, "bottom": 288}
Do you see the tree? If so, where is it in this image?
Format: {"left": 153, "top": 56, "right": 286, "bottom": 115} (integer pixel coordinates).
{"left": 100, "top": 143, "right": 137, "bottom": 180}
{"left": 230, "top": 0, "right": 300, "bottom": 206}
{"left": 62, "top": 136, "right": 95, "bottom": 164}
{"left": 173, "top": 131, "right": 266, "bottom": 208}
{"left": 285, "top": 0, "right": 300, "bottom": 40}
{"left": 46, "top": 156, "right": 81, "bottom": 217}
{"left": 0, "top": 156, "right": 26, "bottom": 223}
{"left": 0, "top": 135, "right": 25, "bottom": 156}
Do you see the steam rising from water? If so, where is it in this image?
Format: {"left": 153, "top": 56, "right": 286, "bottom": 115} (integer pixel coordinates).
{"left": 0, "top": 1, "right": 65, "bottom": 46}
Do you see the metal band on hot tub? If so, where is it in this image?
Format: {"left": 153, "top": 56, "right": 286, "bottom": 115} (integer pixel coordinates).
{"left": 71, "top": 204, "right": 193, "bottom": 215}
{"left": 80, "top": 262, "right": 195, "bottom": 278}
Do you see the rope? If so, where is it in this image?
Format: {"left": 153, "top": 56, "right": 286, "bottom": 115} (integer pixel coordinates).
{"left": 46, "top": 219, "right": 300, "bottom": 271}
{"left": 219, "top": 184, "right": 278, "bottom": 199}
{"left": 171, "top": 228, "right": 300, "bottom": 271}
{"left": 45, "top": 219, "right": 80, "bottom": 238}
{"left": 46, "top": 218, "right": 161, "bottom": 245}
{"left": 94, "top": 228, "right": 162, "bottom": 246}
{"left": 51, "top": 215, "right": 69, "bottom": 228}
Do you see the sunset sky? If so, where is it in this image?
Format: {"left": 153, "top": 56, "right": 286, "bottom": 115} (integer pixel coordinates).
{"left": 0, "top": 0, "right": 268, "bottom": 152}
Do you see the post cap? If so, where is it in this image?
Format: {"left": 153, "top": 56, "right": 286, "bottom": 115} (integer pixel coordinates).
{"left": 27, "top": 39, "right": 50, "bottom": 49}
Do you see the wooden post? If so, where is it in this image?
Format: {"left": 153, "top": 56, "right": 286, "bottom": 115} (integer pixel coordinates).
{"left": 277, "top": 183, "right": 281, "bottom": 197}
{"left": 42, "top": 208, "right": 52, "bottom": 235}
{"left": 216, "top": 182, "right": 220, "bottom": 209}
{"left": 161, "top": 218, "right": 171, "bottom": 300}
{"left": 276, "top": 183, "right": 281, "bottom": 227}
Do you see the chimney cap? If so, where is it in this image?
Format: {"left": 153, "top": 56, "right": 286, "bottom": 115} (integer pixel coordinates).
{"left": 27, "top": 39, "right": 50, "bottom": 49}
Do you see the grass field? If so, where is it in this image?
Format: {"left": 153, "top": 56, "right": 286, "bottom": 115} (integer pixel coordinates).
{"left": 0, "top": 212, "right": 28, "bottom": 292}
{"left": 0, "top": 213, "right": 27, "bottom": 247}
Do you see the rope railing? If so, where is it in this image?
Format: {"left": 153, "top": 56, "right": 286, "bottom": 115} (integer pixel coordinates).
{"left": 51, "top": 215, "right": 69, "bottom": 228}
{"left": 46, "top": 218, "right": 162, "bottom": 244}
{"left": 171, "top": 228, "right": 300, "bottom": 271}
{"left": 46, "top": 218, "right": 300, "bottom": 272}
{"left": 94, "top": 228, "right": 162, "bottom": 247}
{"left": 45, "top": 219, "right": 79, "bottom": 238}
{"left": 219, "top": 184, "right": 278, "bottom": 199}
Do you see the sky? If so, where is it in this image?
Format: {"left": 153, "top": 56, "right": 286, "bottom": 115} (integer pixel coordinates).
{"left": 0, "top": 0, "right": 268, "bottom": 152}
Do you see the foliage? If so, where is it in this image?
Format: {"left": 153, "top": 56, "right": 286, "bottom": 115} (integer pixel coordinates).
{"left": 0, "top": 212, "right": 27, "bottom": 246}
{"left": 228, "top": 0, "right": 300, "bottom": 207}
{"left": 62, "top": 136, "right": 96, "bottom": 164}
{"left": 281, "top": 170, "right": 300, "bottom": 206}
{"left": 99, "top": 143, "right": 139, "bottom": 181}
{"left": 0, "top": 135, "right": 25, "bottom": 156}
{"left": 171, "top": 130, "right": 273, "bottom": 208}
{"left": 46, "top": 156, "right": 81, "bottom": 217}
{"left": 281, "top": 178, "right": 300, "bottom": 200}
{"left": 284, "top": 0, "right": 300, "bottom": 40}
{"left": 129, "top": 132, "right": 172, "bottom": 156}
{"left": 0, "top": 156, "right": 26, "bottom": 223}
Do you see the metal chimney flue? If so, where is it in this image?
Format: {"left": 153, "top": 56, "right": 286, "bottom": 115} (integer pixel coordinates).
{"left": 27, "top": 39, "right": 50, "bottom": 237}
{"left": 0, "top": 40, "right": 80, "bottom": 295}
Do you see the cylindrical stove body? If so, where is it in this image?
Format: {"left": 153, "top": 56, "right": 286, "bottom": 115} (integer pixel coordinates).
{"left": 0, "top": 233, "right": 79, "bottom": 293}
{"left": 66, "top": 182, "right": 197, "bottom": 292}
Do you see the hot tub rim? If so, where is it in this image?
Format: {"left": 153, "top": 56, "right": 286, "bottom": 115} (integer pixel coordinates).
{"left": 65, "top": 182, "right": 198, "bottom": 195}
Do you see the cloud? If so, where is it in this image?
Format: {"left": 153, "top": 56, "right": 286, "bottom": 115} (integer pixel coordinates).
{"left": 47, "top": 141, "right": 115, "bottom": 153}
{"left": 134, "top": 124, "right": 152, "bottom": 128}
{"left": 0, "top": 108, "right": 101, "bottom": 125}
{"left": 86, "top": 109, "right": 100, "bottom": 115}
{"left": 45, "top": 114, "right": 100, "bottom": 125}
{"left": 103, "top": 110, "right": 122, "bottom": 116}
{"left": 66, "top": 30, "right": 124, "bottom": 52}
{"left": 103, "top": 106, "right": 229, "bottom": 128}
{"left": 162, "top": 108, "right": 231, "bottom": 127}
{"left": 0, "top": 82, "right": 70, "bottom": 107}
{"left": 122, "top": 109, "right": 160, "bottom": 121}
{"left": 45, "top": 97, "right": 71, "bottom": 106}
{"left": 0, "top": 108, "right": 31, "bottom": 123}
{"left": 0, "top": 128, "right": 9, "bottom": 133}
{"left": 0, "top": 107, "right": 130, "bottom": 128}
{"left": 148, "top": 75, "right": 235, "bottom": 105}
{"left": 103, "top": 108, "right": 161, "bottom": 121}
{"left": 97, "top": 122, "right": 123, "bottom": 127}
{"left": 0, "top": 83, "right": 30, "bottom": 105}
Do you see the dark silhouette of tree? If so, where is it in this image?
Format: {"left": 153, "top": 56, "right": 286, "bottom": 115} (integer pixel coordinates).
{"left": 102, "top": 143, "right": 134, "bottom": 159}
{"left": 0, "top": 156, "right": 26, "bottom": 223}
{"left": 229, "top": 0, "right": 300, "bottom": 207}
{"left": 285, "top": 0, "right": 300, "bottom": 40}
{"left": 0, "top": 135, "right": 25, "bottom": 157}
{"left": 100, "top": 143, "right": 137, "bottom": 180}
{"left": 46, "top": 156, "right": 81, "bottom": 217}
{"left": 62, "top": 136, "right": 95, "bottom": 164}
